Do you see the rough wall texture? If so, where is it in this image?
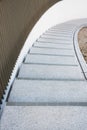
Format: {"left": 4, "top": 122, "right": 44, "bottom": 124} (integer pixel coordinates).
{"left": 0, "top": 0, "right": 60, "bottom": 102}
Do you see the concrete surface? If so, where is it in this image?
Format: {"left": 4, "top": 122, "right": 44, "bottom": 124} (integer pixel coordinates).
{"left": 1, "top": 20, "right": 87, "bottom": 130}
{"left": 18, "top": 64, "right": 84, "bottom": 80}
{"left": 38, "top": 37, "right": 73, "bottom": 43}
{"left": 9, "top": 80, "right": 87, "bottom": 103}
{"left": 30, "top": 47, "right": 75, "bottom": 56}
{"left": 34, "top": 42, "right": 73, "bottom": 49}
{"left": 25, "top": 54, "right": 78, "bottom": 65}
{"left": 1, "top": 106, "right": 87, "bottom": 130}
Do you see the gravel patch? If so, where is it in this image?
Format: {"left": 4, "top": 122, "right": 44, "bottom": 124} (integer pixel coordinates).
{"left": 78, "top": 27, "right": 87, "bottom": 63}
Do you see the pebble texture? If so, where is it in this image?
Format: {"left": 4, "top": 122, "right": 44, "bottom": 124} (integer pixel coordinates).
{"left": 1, "top": 19, "right": 87, "bottom": 130}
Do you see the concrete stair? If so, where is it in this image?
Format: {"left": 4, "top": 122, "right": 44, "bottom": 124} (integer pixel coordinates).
{"left": 1, "top": 20, "right": 87, "bottom": 130}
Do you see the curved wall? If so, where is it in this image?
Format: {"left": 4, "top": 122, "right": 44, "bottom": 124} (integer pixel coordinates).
{"left": 0, "top": 0, "right": 60, "bottom": 101}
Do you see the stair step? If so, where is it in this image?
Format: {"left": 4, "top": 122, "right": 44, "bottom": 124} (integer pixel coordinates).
{"left": 1, "top": 106, "right": 87, "bottom": 130}
{"left": 18, "top": 64, "right": 84, "bottom": 80}
{"left": 41, "top": 35, "right": 72, "bottom": 40}
{"left": 8, "top": 79, "right": 87, "bottom": 103}
{"left": 34, "top": 42, "right": 73, "bottom": 49}
{"left": 38, "top": 37, "right": 72, "bottom": 43}
{"left": 25, "top": 54, "right": 78, "bottom": 65}
{"left": 30, "top": 47, "right": 75, "bottom": 56}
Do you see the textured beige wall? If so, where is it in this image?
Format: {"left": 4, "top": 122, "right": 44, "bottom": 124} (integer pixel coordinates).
{"left": 0, "top": 0, "right": 60, "bottom": 100}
